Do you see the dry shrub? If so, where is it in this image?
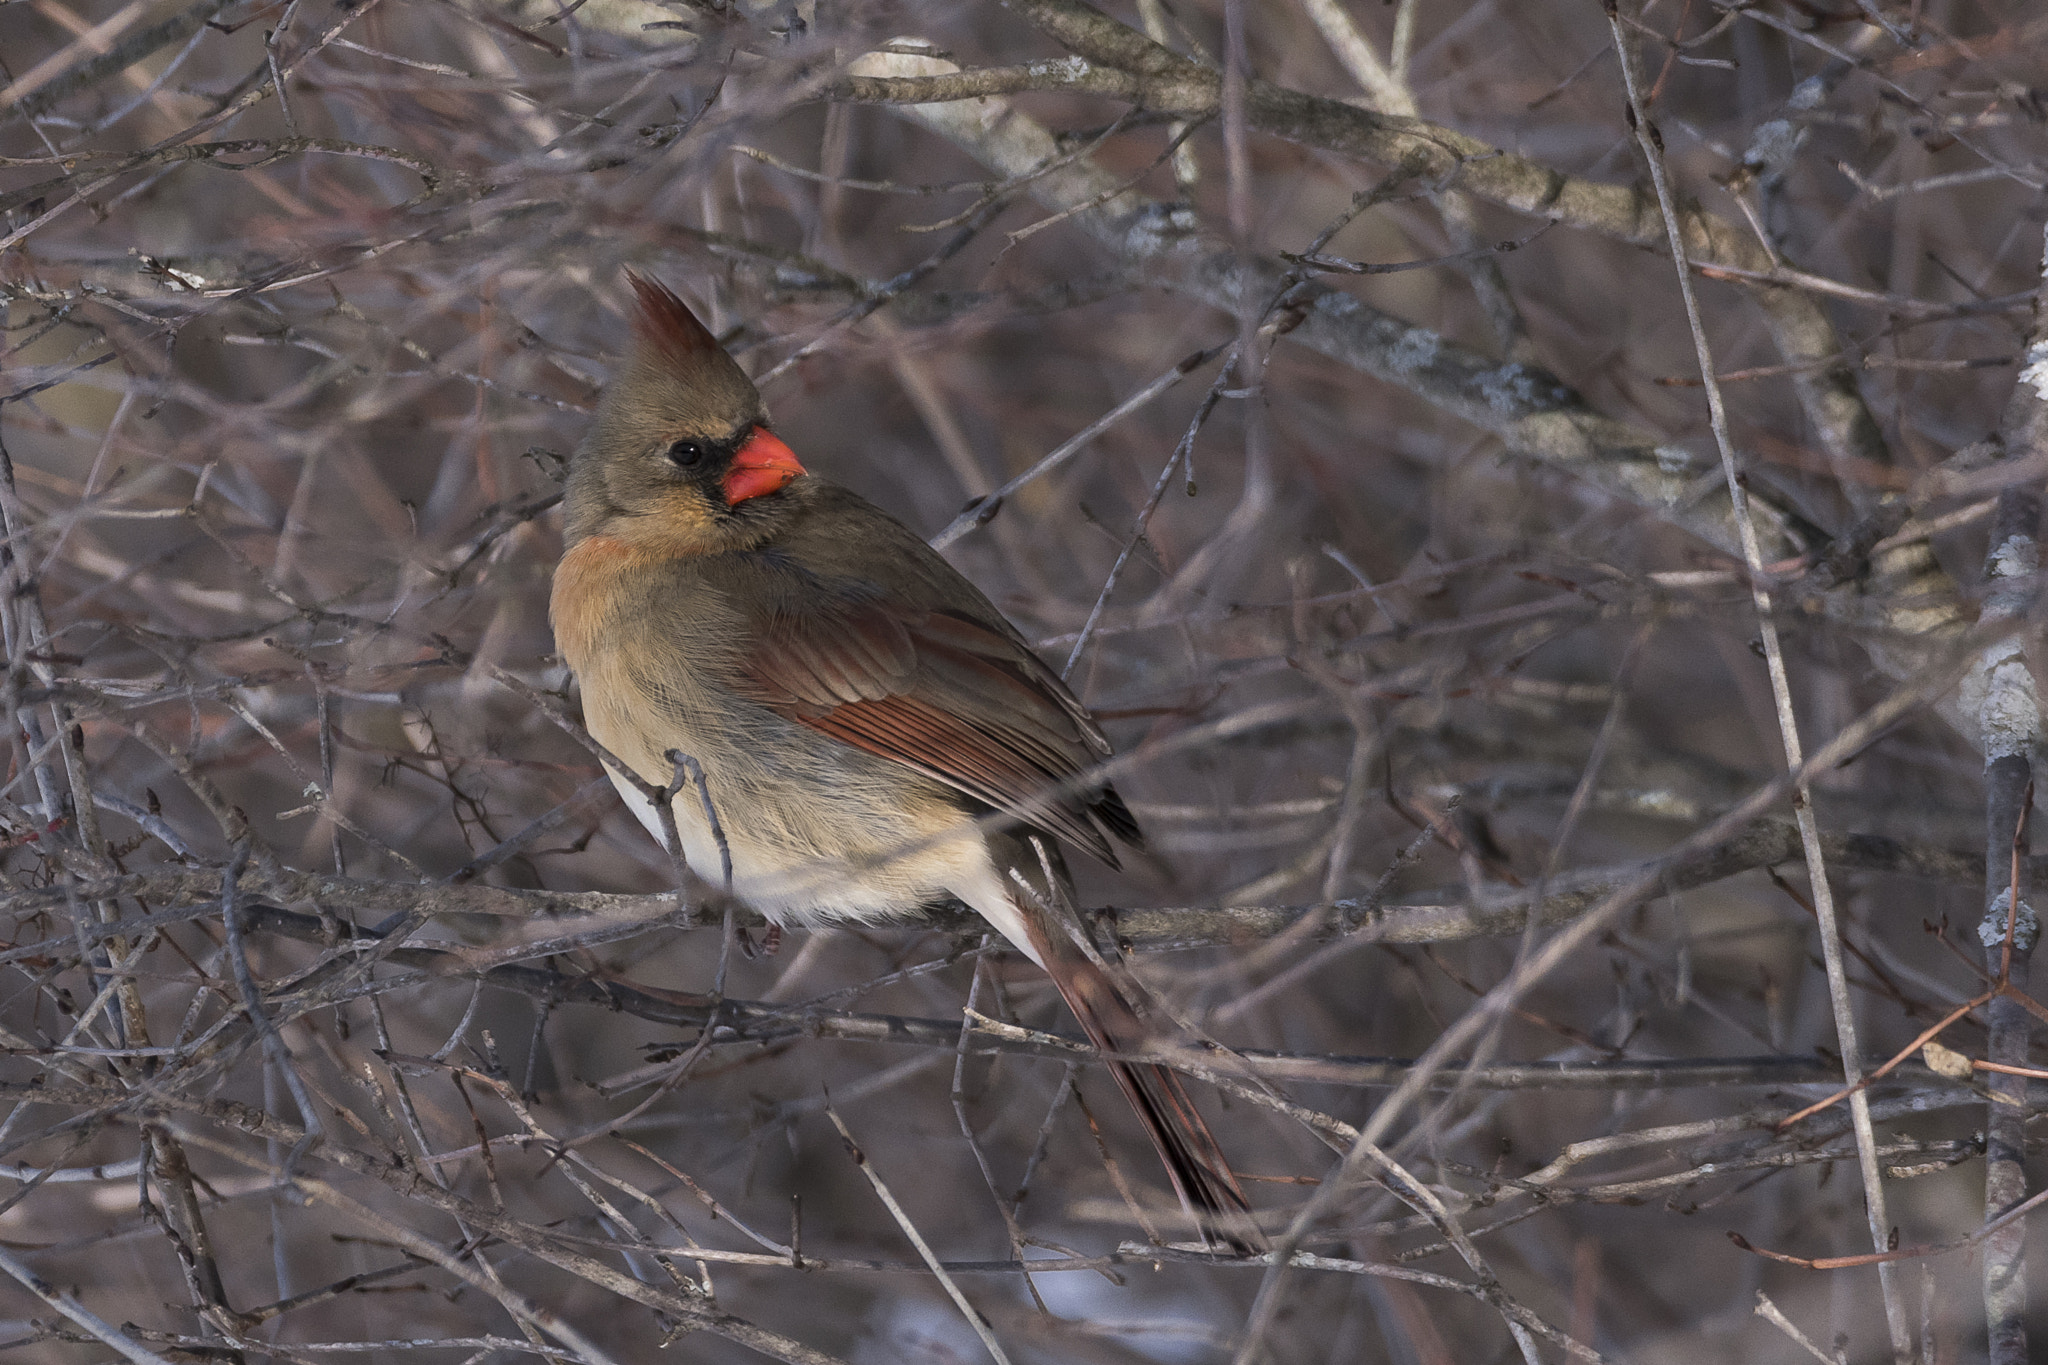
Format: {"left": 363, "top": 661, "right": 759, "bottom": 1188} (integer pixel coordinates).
{"left": 0, "top": 1, "right": 2045, "bottom": 1361}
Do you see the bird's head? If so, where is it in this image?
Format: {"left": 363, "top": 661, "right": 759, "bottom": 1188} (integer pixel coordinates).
{"left": 564, "top": 273, "right": 809, "bottom": 554}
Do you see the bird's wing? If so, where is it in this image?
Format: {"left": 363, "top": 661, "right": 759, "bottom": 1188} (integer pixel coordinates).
{"left": 739, "top": 589, "right": 1140, "bottom": 865}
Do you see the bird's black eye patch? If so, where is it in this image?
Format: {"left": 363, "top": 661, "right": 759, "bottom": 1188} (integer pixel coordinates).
{"left": 666, "top": 439, "right": 707, "bottom": 470}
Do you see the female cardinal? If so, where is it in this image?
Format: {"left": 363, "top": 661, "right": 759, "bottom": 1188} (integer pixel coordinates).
{"left": 550, "top": 274, "right": 1257, "bottom": 1251}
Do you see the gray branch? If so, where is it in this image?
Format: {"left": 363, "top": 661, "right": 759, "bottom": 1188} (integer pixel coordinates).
{"left": 838, "top": 36, "right": 1975, "bottom": 736}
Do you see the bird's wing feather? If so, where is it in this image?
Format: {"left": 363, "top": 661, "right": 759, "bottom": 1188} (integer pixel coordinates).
{"left": 730, "top": 570, "right": 1136, "bottom": 862}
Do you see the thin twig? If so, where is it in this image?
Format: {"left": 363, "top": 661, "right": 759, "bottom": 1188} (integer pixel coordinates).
{"left": 1604, "top": 5, "right": 1909, "bottom": 1356}
{"left": 0, "top": 1242, "right": 175, "bottom": 1365}
{"left": 825, "top": 1099, "right": 1015, "bottom": 1365}
{"left": 219, "top": 840, "right": 324, "bottom": 1156}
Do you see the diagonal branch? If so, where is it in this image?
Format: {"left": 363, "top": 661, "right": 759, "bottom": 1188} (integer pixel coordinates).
{"left": 841, "top": 40, "right": 1974, "bottom": 739}
{"left": 975, "top": 0, "right": 1910, "bottom": 483}
{"left": 1604, "top": 7, "right": 1908, "bottom": 1355}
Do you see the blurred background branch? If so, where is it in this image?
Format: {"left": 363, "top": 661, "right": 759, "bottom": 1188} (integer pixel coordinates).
{"left": 0, "top": 0, "right": 2043, "bottom": 1360}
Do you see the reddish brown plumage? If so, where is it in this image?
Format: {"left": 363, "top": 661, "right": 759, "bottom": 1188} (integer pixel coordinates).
{"left": 553, "top": 275, "right": 1260, "bottom": 1252}
{"left": 740, "top": 597, "right": 1139, "bottom": 863}
{"left": 627, "top": 272, "right": 721, "bottom": 366}
{"left": 1020, "top": 907, "right": 1257, "bottom": 1241}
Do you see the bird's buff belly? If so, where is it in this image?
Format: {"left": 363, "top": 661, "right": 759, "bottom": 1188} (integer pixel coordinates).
{"left": 586, "top": 700, "right": 996, "bottom": 929}
{"left": 552, "top": 536, "right": 1022, "bottom": 936}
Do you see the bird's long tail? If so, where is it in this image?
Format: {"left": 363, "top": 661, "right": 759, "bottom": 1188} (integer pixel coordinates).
{"left": 992, "top": 840, "right": 1262, "bottom": 1255}
{"left": 1038, "top": 929, "right": 1264, "bottom": 1255}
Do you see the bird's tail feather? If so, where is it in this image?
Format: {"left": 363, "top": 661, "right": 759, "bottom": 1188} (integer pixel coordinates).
{"left": 985, "top": 833, "right": 1262, "bottom": 1253}
{"left": 1042, "top": 940, "right": 1264, "bottom": 1255}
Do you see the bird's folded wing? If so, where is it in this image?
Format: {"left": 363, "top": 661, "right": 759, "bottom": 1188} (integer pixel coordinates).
{"left": 743, "top": 599, "right": 1138, "bottom": 863}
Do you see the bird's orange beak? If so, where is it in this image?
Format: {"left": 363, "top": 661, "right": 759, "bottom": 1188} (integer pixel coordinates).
{"left": 723, "top": 427, "right": 806, "bottom": 505}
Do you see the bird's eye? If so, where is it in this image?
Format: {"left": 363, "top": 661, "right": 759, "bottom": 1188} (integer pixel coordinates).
{"left": 666, "top": 440, "right": 706, "bottom": 469}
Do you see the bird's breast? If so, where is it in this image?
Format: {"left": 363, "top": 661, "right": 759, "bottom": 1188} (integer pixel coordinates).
{"left": 551, "top": 534, "right": 742, "bottom": 773}
{"left": 551, "top": 535, "right": 983, "bottom": 926}
{"left": 549, "top": 535, "right": 640, "bottom": 676}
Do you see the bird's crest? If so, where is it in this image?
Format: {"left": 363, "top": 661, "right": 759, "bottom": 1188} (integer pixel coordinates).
{"left": 626, "top": 272, "right": 722, "bottom": 367}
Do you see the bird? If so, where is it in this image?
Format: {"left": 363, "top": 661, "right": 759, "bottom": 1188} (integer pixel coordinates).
{"left": 549, "top": 273, "right": 1259, "bottom": 1252}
